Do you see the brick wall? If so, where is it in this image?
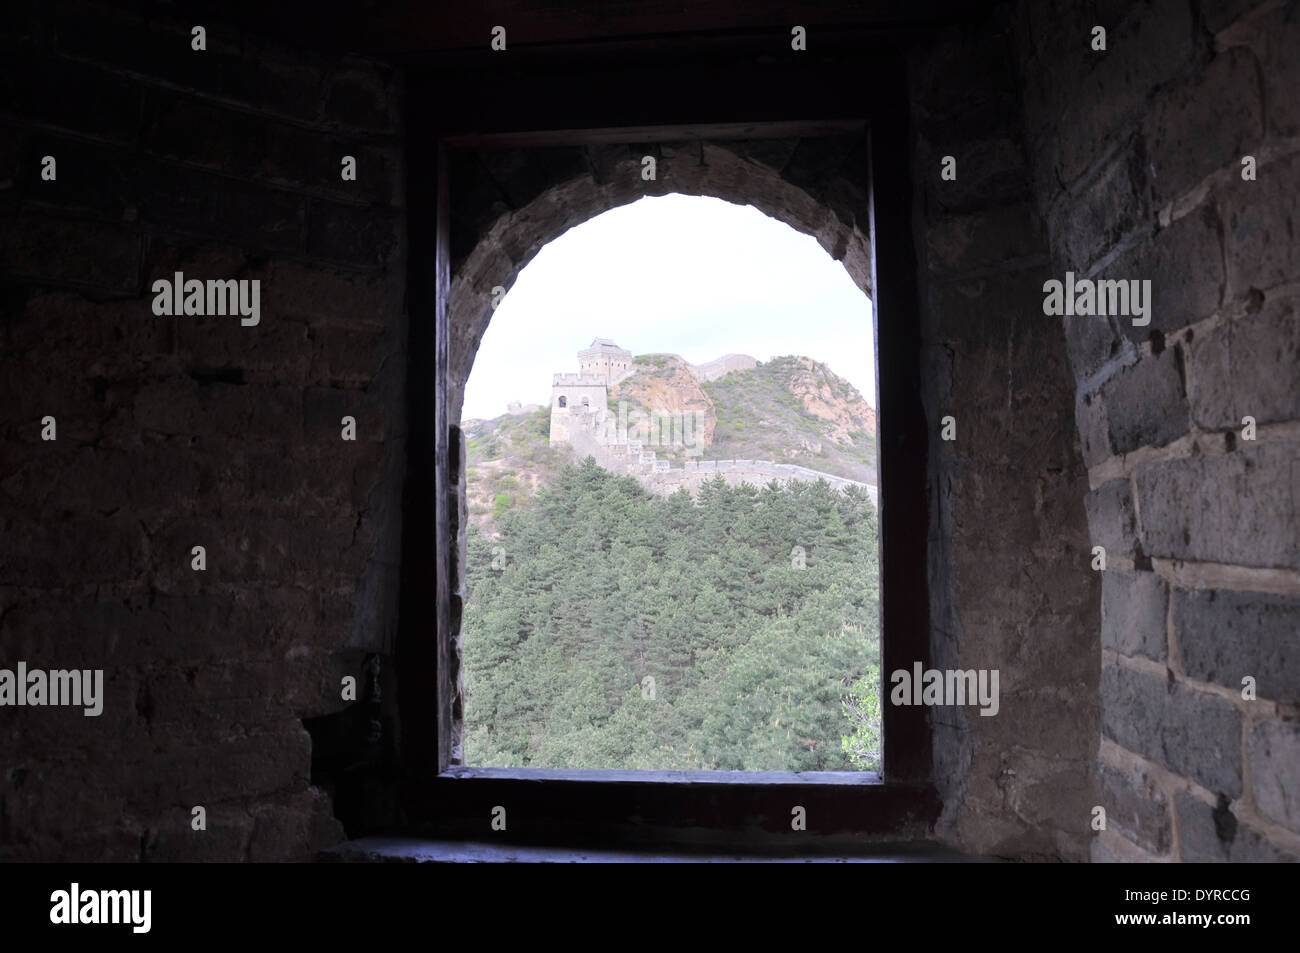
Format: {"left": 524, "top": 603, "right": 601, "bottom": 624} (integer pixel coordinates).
{"left": 1012, "top": 0, "right": 1300, "bottom": 861}
{"left": 0, "top": 1, "right": 406, "bottom": 860}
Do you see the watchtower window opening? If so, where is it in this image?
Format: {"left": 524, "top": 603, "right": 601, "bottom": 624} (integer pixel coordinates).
{"left": 458, "top": 185, "right": 882, "bottom": 774}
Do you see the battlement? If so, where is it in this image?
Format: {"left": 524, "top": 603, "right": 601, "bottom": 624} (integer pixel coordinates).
{"left": 552, "top": 373, "right": 608, "bottom": 386}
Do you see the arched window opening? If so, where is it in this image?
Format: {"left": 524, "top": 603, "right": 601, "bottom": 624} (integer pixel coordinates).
{"left": 459, "top": 190, "right": 880, "bottom": 775}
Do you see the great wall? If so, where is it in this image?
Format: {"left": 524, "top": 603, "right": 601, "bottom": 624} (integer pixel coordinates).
{"left": 549, "top": 338, "right": 878, "bottom": 505}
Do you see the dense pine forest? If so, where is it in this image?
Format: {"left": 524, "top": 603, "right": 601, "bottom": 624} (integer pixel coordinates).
{"left": 462, "top": 458, "right": 882, "bottom": 771}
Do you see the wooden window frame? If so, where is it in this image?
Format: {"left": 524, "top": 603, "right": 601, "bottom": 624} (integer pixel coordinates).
{"left": 397, "top": 41, "right": 935, "bottom": 850}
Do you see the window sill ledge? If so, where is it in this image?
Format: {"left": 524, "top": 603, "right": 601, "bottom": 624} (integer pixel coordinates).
{"left": 318, "top": 837, "right": 993, "bottom": 863}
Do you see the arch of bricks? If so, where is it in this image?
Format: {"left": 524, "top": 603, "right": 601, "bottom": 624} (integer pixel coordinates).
{"left": 446, "top": 135, "right": 871, "bottom": 422}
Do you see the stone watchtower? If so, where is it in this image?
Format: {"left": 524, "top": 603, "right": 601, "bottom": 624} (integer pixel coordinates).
{"left": 577, "top": 338, "right": 634, "bottom": 385}
{"left": 549, "top": 338, "right": 632, "bottom": 444}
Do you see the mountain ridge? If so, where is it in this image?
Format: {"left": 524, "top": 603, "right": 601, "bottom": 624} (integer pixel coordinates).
{"left": 464, "top": 351, "right": 878, "bottom": 535}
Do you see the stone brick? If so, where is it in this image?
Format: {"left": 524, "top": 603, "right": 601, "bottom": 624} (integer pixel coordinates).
{"left": 1219, "top": 3, "right": 1300, "bottom": 137}
{"left": 16, "top": 290, "right": 170, "bottom": 361}
{"left": 1143, "top": 47, "right": 1263, "bottom": 206}
{"left": 133, "top": 380, "right": 302, "bottom": 443}
{"left": 0, "top": 590, "right": 326, "bottom": 669}
{"left": 0, "top": 125, "right": 23, "bottom": 190}
{"left": 247, "top": 789, "right": 346, "bottom": 861}
{"left": 151, "top": 517, "right": 361, "bottom": 589}
{"left": 1175, "top": 589, "right": 1300, "bottom": 705}
{"left": 1096, "top": 760, "right": 1171, "bottom": 854}
{"left": 146, "top": 240, "right": 256, "bottom": 288}
{"left": 175, "top": 314, "right": 314, "bottom": 387}
{"left": 0, "top": 667, "right": 149, "bottom": 766}
{"left": 1101, "top": 664, "right": 1242, "bottom": 796}
{"left": 0, "top": 358, "right": 114, "bottom": 448}
{"left": 1258, "top": 6, "right": 1300, "bottom": 137}
{"left": 130, "top": 723, "right": 311, "bottom": 811}
{"left": 481, "top": 146, "right": 593, "bottom": 211}
{"left": 1134, "top": 442, "right": 1300, "bottom": 569}
{"left": 1176, "top": 790, "right": 1298, "bottom": 861}
{"left": 924, "top": 202, "right": 1044, "bottom": 276}
{"left": 1246, "top": 721, "right": 1300, "bottom": 833}
{"left": 918, "top": 134, "right": 1032, "bottom": 216}
{"left": 3, "top": 516, "right": 145, "bottom": 587}
{"left": 142, "top": 661, "right": 298, "bottom": 737}
{"left": 0, "top": 212, "right": 141, "bottom": 295}
{"left": 1076, "top": 388, "right": 1113, "bottom": 467}
{"left": 3, "top": 446, "right": 203, "bottom": 515}
{"left": 231, "top": 445, "right": 362, "bottom": 517}
{"left": 1222, "top": 151, "right": 1300, "bottom": 298}
{"left": 142, "top": 805, "right": 254, "bottom": 862}
{"left": 1, "top": 757, "right": 128, "bottom": 836}
{"left": 140, "top": 91, "right": 398, "bottom": 206}
{"left": 324, "top": 64, "right": 396, "bottom": 132}
{"left": 911, "top": 28, "right": 1019, "bottom": 127}
{"left": 137, "top": 159, "right": 305, "bottom": 255}
{"left": 140, "top": 91, "right": 266, "bottom": 178}
{"left": 1089, "top": 839, "right": 1121, "bottom": 863}
{"left": 1115, "top": 203, "right": 1224, "bottom": 344}
{"left": 19, "top": 134, "right": 136, "bottom": 220}
{"left": 0, "top": 53, "right": 141, "bottom": 144}
{"left": 0, "top": 826, "right": 144, "bottom": 863}
{"left": 926, "top": 268, "right": 1057, "bottom": 354}
{"left": 1188, "top": 295, "right": 1300, "bottom": 429}
{"left": 53, "top": 5, "right": 320, "bottom": 120}
{"left": 1050, "top": 140, "right": 1150, "bottom": 273}
{"left": 1100, "top": 347, "right": 1187, "bottom": 454}
{"left": 1055, "top": 0, "right": 1196, "bottom": 185}
{"left": 1084, "top": 477, "right": 1138, "bottom": 559}
{"left": 306, "top": 200, "right": 401, "bottom": 269}
{"left": 1206, "top": 0, "right": 1276, "bottom": 34}
{"left": 323, "top": 142, "right": 400, "bottom": 207}
{"left": 304, "top": 386, "right": 385, "bottom": 441}
{"left": 1101, "top": 571, "right": 1167, "bottom": 660}
{"left": 309, "top": 327, "right": 385, "bottom": 385}
{"left": 266, "top": 260, "right": 390, "bottom": 328}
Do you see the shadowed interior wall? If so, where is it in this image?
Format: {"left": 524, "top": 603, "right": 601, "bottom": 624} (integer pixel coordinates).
{"left": 908, "top": 16, "right": 1098, "bottom": 860}
{"left": 1, "top": 1, "right": 407, "bottom": 860}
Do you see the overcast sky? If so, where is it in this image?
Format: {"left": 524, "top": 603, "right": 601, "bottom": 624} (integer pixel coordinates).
{"left": 461, "top": 193, "right": 876, "bottom": 421}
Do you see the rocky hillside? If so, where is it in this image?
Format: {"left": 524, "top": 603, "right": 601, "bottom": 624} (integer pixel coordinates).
{"left": 609, "top": 353, "right": 716, "bottom": 448}
{"left": 463, "top": 352, "right": 877, "bottom": 535}
{"left": 703, "top": 356, "right": 877, "bottom": 483}
{"left": 462, "top": 407, "right": 568, "bottom": 536}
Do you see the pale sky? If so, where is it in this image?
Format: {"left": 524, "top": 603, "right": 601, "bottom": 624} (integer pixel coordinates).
{"left": 461, "top": 193, "right": 876, "bottom": 421}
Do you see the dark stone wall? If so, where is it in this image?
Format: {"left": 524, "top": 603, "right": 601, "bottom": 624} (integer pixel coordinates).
{"left": 1011, "top": 0, "right": 1300, "bottom": 861}
{"left": 908, "top": 17, "right": 1098, "bottom": 860}
{"left": 0, "top": 1, "right": 407, "bottom": 860}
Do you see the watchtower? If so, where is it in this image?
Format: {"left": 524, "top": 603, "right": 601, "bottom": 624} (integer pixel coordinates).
{"left": 550, "top": 338, "right": 628, "bottom": 444}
